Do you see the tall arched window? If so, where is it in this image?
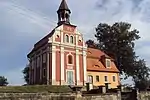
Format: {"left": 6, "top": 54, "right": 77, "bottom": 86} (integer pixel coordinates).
{"left": 68, "top": 55, "right": 73, "bottom": 64}
{"left": 65, "top": 35, "right": 69, "bottom": 43}
{"left": 70, "top": 36, "right": 74, "bottom": 44}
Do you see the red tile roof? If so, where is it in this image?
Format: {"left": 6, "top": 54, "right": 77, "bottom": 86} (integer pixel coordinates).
{"left": 87, "top": 48, "right": 119, "bottom": 73}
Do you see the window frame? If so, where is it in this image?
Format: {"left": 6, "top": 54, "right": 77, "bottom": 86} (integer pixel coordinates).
{"left": 67, "top": 54, "right": 73, "bottom": 65}
{"left": 88, "top": 75, "right": 93, "bottom": 84}
{"left": 37, "top": 56, "right": 40, "bottom": 67}
{"left": 112, "top": 76, "right": 116, "bottom": 82}
{"left": 65, "top": 34, "right": 69, "bottom": 43}
{"left": 96, "top": 75, "right": 99, "bottom": 82}
{"left": 70, "top": 35, "right": 74, "bottom": 44}
{"left": 43, "top": 53, "right": 46, "bottom": 63}
{"left": 43, "top": 68, "right": 46, "bottom": 77}
{"left": 104, "top": 76, "right": 108, "bottom": 82}
{"left": 106, "top": 59, "right": 111, "bottom": 68}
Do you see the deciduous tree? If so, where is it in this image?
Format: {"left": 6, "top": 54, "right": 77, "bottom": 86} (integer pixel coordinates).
{"left": 0, "top": 76, "right": 8, "bottom": 86}
{"left": 94, "top": 22, "right": 141, "bottom": 76}
{"left": 22, "top": 65, "right": 29, "bottom": 84}
{"left": 86, "top": 22, "right": 150, "bottom": 90}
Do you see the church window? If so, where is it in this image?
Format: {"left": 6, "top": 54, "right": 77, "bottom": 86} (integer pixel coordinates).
{"left": 70, "top": 36, "right": 74, "bottom": 44}
{"left": 68, "top": 55, "right": 73, "bottom": 64}
{"left": 43, "top": 53, "right": 46, "bottom": 63}
{"left": 65, "top": 35, "right": 69, "bottom": 43}
{"left": 43, "top": 68, "right": 46, "bottom": 77}
{"left": 37, "top": 56, "right": 40, "bottom": 67}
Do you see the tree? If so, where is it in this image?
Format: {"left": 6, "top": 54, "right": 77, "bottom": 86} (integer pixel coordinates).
{"left": 94, "top": 22, "right": 141, "bottom": 76}
{"left": 22, "top": 65, "right": 29, "bottom": 84}
{"left": 133, "top": 59, "right": 150, "bottom": 90}
{"left": 0, "top": 76, "right": 8, "bottom": 86}
{"left": 86, "top": 39, "right": 98, "bottom": 49}
{"left": 91, "top": 22, "right": 150, "bottom": 90}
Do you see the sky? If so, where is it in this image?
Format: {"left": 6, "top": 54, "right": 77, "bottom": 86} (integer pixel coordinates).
{"left": 0, "top": 0, "right": 150, "bottom": 85}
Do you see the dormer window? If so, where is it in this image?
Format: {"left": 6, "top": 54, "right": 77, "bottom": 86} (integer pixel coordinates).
{"left": 95, "top": 65, "right": 100, "bottom": 68}
{"left": 70, "top": 36, "right": 74, "bottom": 44}
{"left": 68, "top": 55, "right": 73, "bottom": 64}
{"left": 106, "top": 59, "right": 111, "bottom": 68}
{"left": 65, "top": 35, "right": 69, "bottom": 43}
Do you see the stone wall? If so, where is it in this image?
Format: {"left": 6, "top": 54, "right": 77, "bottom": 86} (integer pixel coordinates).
{"left": 0, "top": 93, "right": 120, "bottom": 100}
{"left": 121, "top": 90, "right": 150, "bottom": 100}
{"left": 81, "top": 93, "right": 120, "bottom": 100}
{"left": 138, "top": 91, "right": 150, "bottom": 100}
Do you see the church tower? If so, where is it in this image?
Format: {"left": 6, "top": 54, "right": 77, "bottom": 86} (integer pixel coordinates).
{"left": 28, "top": 0, "right": 87, "bottom": 86}
{"left": 57, "top": 0, "right": 71, "bottom": 25}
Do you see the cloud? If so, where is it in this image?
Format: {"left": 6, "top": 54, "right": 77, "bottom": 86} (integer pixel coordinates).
{"left": 0, "top": 0, "right": 150, "bottom": 85}
{"left": 0, "top": 0, "right": 57, "bottom": 84}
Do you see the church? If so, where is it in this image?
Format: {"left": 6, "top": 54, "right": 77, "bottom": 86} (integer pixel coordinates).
{"left": 27, "top": 0, "right": 120, "bottom": 88}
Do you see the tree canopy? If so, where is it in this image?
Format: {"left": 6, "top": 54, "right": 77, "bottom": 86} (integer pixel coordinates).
{"left": 0, "top": 76, "right": 8, "bottom": 86}
{"left": 22, "top": 65, "right": 29, "bottom": 85}
{"left": 133, "top": 59, "right": 150, "bottom": 90}
{"left": 94, "top": 22, "right": 140, "bottom": 76}
{"left": 86, "top": 22, "right": 150, "bottom": 90}
{"left": 86, "top": 39, "right": 98, "bottom": 49}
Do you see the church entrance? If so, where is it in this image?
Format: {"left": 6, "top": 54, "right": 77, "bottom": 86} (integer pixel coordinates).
{"left": 66, "top": 70, "right": 74, "bottom": 85}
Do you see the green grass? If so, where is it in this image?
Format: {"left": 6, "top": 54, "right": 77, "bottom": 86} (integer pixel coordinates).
{"left": 0, "top": 85, "right": 72, "bottom": 93}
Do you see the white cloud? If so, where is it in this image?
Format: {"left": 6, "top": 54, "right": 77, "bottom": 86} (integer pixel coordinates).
{"left": 1, "top": 0, "right": 150, "bottom": 85}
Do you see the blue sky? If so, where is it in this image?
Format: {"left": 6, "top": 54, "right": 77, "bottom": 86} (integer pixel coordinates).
{"left": 0, "top": 0, "right": 150, "bottom": 85}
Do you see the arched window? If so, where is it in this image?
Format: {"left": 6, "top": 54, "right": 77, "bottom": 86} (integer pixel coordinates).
{"left": 68, "top": 55, "right": 73, "bottom": 64}
{"left": 65, "top": 35, "right": 69, "bottom": 43}
{"left": 70, "top": 36, "right": 74, "bottom": 43}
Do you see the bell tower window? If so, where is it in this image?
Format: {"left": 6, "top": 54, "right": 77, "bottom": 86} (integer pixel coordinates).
{"left": 70, "top": 36, "right": 74, "bottom": 44}
{"left": 65, "top": 35, "right": 69, "bottom": 43}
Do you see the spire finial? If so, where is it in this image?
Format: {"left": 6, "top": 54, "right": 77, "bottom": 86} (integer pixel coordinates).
{"left": 58, "top": 0, "right": 70, "bottom": 13}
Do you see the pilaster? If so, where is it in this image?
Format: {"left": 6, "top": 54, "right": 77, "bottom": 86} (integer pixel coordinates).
{"left": 47, "top": 47, "right": 50, "bottom": 85}
{"left": 83, "top": 49, "right": 87, "bottom": 85}
{"left": 76, "top": 49, "right": 80, "bottom": 85}
{"left": 52, "top": 45, "right": 56, "bottom": 85}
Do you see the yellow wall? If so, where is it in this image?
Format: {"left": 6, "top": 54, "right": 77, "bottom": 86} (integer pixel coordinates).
{"left": 87, "top": 71, "right": 120, "bottom": 89}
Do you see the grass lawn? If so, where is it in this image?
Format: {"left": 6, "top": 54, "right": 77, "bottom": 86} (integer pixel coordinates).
{"left": 0, "top": 85, "right": 72, "bottom": 93}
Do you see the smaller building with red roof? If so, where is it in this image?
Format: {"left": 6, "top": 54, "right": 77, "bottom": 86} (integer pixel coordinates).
{"left": 87, "top": 48, "right": 120, "bottom": 88}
